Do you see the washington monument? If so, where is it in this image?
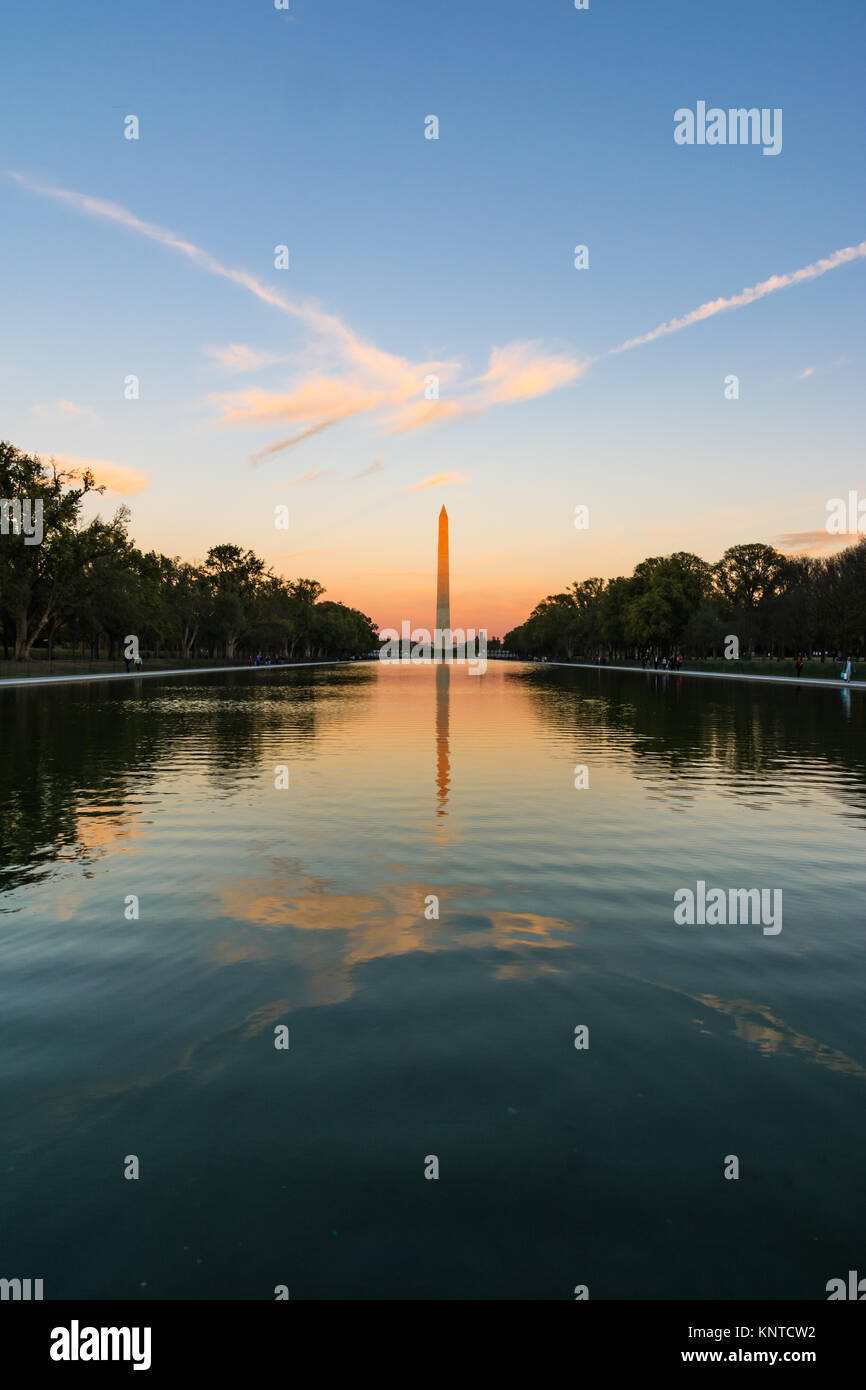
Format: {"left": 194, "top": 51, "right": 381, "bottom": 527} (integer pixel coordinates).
{"left": 436, "top": 505, "right": 450, "bottom": 643}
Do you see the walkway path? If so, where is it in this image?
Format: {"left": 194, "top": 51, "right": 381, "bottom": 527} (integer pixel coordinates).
{"left": 3, "top": 657, "right": 863, "bottom": 692}
{"left": 545, "top": 660, "right": 866, "bottom": 690}
{"left": 0, "top": 660, "right": 346, "bottom": 690}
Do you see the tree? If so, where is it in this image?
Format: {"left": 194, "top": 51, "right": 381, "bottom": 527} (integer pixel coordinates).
{"left": 203, "top": 544, "right": 266, "bottom": 658}
{"left": 713, "top": 543, "right": 787, "bottom": 609}
{"left": 504, "top": 538, "right": 864, "bottom": 665}
{"left": 0, "top": 442, "right": 101, "bottom": 659}
{"left": 624, "top": 552, "right": 713, "bottom": 653}
{"left": 163, "top": 560, "right": 209, "bottom": 659}
{"left": 0, "top": 440, "right": 378, "bottom": 666}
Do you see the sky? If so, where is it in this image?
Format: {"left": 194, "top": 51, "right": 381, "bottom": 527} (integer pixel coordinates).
{"left": 1, "top": 0, "right": 865, "bottom": 636}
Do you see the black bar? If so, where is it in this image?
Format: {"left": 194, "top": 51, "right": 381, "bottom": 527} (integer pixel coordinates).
{"left": 3, "top": 1299, "right": 861, "bottom": 1375}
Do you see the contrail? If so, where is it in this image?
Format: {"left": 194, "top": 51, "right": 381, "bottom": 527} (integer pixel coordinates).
{"left": 603, "top": 241, "right": 866, "bottom": 357}
{"left": 9, "top": 170, "right": 866, "bottom": 372}
{"left": 7, "top": 172, "right": 305, "bottom": 318}
{"left": 6, "top": 171, "right": 410, "bottom": 376}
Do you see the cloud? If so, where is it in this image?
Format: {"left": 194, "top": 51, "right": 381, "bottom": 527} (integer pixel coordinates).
{"left": 32, "top": 398, "right": 100, "bottom": 422}
{"left": 796, "top": 355, "right": 851, "bottom": 381}
{"left": 211, "top": 379, "right": 390, "bottom": 463}
{"left": 11, "top": 172, "right": 866, "bottom": 459}
{"left": 50, "top": 454, "right": 148, "bottom": 495}
{"left": 350, "top": 458, "right": 384, "bottom": 479}
{"left": 8, "top": 171, "right": 455, "bottom": 395}
{"left": 251, "top": 424, "right": 343, "bottom": 461}
{"left": 283, "top": 464, "right": 325, "bottom": 486}
{"left": 386, "top": 343, "right": 586, "bottom": 434}
{"left": 217, "top": 363, "right": 466, "bottom": 460}
{"left": 773, "top": 529, "right": 861, "bottom": 553}
{"left": 473, "top": 341, "right": 586, "bottom": 402}
{"left": 605, "top": 241, "right": 866, "bottom": 357}
{"left": 8, "top": 174, "right": 580, "bottom": 455}
{"left": 386, "top": 398, "right": 470, "bottom": 434}
{"left": 405, "top": 470, "right": 471, "bottom": 492}
{"left": 211, "top": 378, "right": 384, "bottom": 427}
{"left": 204, "top": 343, "right": 289, "bottom": 372}
{"left": 7, "top": 171, "right": 309, "bottom": 318}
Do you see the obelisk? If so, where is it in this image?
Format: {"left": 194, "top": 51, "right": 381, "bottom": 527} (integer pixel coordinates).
{"left": 436, "top": 505, "right": 450, "bottom": 654}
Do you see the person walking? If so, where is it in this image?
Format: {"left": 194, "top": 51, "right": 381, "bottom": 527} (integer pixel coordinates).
{"left": 796, "top": 654, "right": 803, "bottom": 678}
{"left": 845, "top": 655, "right": 853, "bottom": 682}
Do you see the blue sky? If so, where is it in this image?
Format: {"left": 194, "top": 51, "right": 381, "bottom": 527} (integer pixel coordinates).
{"left": 2, "top": 0, "right": 864, "bottom": 633}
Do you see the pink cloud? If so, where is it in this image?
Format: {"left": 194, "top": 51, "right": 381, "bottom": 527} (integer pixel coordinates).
{"left": 350, "top": 458, "right": 384, "bottom": 479}
{"left": 405, "top": 470, "right": 471, "bottom": 492}
{"left": 474, "top": 341, "right": 587, "bottom": 402}
{"left": 32, "top": 398, "right": 100, "bottom": 422}
{"left": 773, "top": 529, "right": 861, "bottom": 554}
{"left": 51, "top": 454, "right": 148, "bottom": 495}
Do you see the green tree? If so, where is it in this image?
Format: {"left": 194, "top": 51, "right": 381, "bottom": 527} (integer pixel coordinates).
{"left": 0, "top": 442, "right": 101, "bottom": 659}
{"left": 203, "top": 544, "right": 266, "bottom": 658}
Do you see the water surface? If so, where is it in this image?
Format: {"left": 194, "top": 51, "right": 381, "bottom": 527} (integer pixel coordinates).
{"left": 1, "top": 661, "right": 864, "bottom": 1299}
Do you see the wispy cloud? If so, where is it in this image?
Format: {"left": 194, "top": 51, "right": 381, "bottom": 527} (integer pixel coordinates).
{"left": 8, "top": 174, "right": 579, "bottom": 458}
{"left": 796, "top": 355, "right": 851, "bottom": 381}
{"left": 284, "top": 464, "right": 326, "bottom": 486}
{"left": 10, "top": 172, "right": 866, "bottom": 460}
{"left": 405, "top": 470, "right": 471, "bottom": 492}
{"left": 773, "top": 529, "right": 861, "bottom": 553}
{"left": 473, "top": 341, "right": 585, "bottom": 402}
{"left": 385, "top": 342, "right": 589, "bottom": 434}
{"left": 604, "top": 242, "right": 866, "bottom": 357}
{"left": 386, "top": 398, "right": 468, "bottom": 434}
{"left": 214, "top": 379, "right": 385, "bottom": 428}
{"left": 204, "top": 343, "right": 289, "bottom": 373}
{"left": 350, "top": 458, "right": 384, "bottom": 479}
{"left": 50, "top": 454, "right": 148, "bottom": 495}
{"left": 7, "top": 172, "right": 312, "bottom": 319}
{"left": 248, "top": 400, "right": 378, "bottom": 463}
{"left": 32, "top": 398, "right": 100, "bottom": 423}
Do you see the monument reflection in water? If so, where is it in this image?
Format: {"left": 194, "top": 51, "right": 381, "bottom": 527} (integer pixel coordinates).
{"left": 435, "top": 663, "right": 450, "bottom": 820}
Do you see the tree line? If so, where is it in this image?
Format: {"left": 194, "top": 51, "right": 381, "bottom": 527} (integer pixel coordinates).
{"left": 0, "top": 442, "right": 378, "bottom": 662}
{"left": 504, "top": 540, "right": 866, "bottom": 663}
